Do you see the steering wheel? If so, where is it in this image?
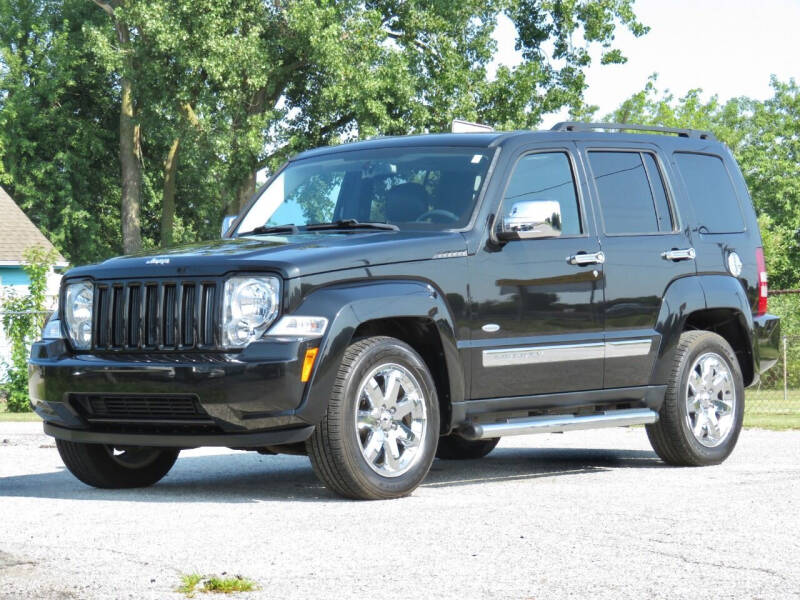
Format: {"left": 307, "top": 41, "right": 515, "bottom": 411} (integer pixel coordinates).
{"left": 416, "top": 209, "right": 459, "bottom": 223}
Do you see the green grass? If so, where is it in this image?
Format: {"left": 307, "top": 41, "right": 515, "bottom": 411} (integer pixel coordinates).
{"left": 744, "top": 389, "right": 800, "bottom": 430}
{"left": 178, "top": 574, "right": 257, "bottom": 597}
{"left": 0, "top": 402, "right": 40, "bottom": 422}
{"left": 744, "top": 412, "right": 800, "bottom": 430}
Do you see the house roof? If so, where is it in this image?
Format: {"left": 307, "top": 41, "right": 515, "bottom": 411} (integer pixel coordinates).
{"left": 0, "top": 186, "right": 66, "bottom": 265}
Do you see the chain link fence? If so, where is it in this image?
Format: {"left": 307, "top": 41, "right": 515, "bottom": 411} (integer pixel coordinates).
{"left": 745, "top": 334, "right": 800, "bottom": 427}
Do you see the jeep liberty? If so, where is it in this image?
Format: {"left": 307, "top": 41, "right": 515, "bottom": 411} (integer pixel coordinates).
{"left": 30, "top": 122, "right": 780, "bottom": 499}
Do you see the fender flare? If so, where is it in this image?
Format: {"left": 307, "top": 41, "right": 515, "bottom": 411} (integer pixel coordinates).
{"left": 697, "top": 274, "right": 757, "bottom": 384}
{"left": 290, "top": 280, "right": 464, "bottom": 426}
{"left": 652, "top": 274, "right": 754, "bottom": 385}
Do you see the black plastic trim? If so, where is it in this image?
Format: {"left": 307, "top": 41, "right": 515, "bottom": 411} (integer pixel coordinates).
{"left": 43, "top": 422, "right": 314, "bottom": 448}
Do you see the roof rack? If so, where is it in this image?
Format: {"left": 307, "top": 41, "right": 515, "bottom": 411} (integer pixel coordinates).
{"left": 550, "top": 121, "right": 716, "bottom": 141}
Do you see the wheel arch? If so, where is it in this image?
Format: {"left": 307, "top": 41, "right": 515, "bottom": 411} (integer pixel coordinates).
{"left": 291, "top": 280, "right": 464, "bottom": 430}
{"left": 654, "top": 275, "right": 756, "bottom": 386}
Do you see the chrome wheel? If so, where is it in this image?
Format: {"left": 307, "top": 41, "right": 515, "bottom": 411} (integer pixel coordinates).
{"left": 685, "top": 352, "right": 736, "bottom": 448}
{"left": 354, "top": 363, "right": 428, "bottom": 478}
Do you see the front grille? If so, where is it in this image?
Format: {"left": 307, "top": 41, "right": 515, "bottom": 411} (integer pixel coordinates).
{"left": 70, "top": 393, "right": 213, "bottom": 424}
{"left": 92, "top": 279, "right": 218, "bottom": 350}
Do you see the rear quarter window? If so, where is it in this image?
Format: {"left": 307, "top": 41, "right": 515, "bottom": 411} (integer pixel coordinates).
{"left": 675, "top": 152, "right": 745, "bottom": 233}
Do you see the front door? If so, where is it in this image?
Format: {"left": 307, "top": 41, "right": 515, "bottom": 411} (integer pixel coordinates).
{"left": 468, "top": 146, "right": 604, "bottom": 399}
{"left": 578, "top": 143, "right": 697, "bottom": 388}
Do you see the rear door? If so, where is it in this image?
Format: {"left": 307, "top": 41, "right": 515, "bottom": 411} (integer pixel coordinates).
{"left": 578, "top": 143, "right": 697, "bottom": 388}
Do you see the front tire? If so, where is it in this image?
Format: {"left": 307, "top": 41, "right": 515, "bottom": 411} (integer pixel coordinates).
{"left": 56, "top": 440, "right": 179, "bottom": 488}
{"left": 646, "top": 330, "right": 744, "bottom": 466}
{"left": 306, "top": 336, "right": 440, "bottom": 500}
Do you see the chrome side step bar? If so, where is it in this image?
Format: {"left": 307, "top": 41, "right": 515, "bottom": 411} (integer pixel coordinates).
{"left": 460, "top": 408, "right": 658, "bottom": 440}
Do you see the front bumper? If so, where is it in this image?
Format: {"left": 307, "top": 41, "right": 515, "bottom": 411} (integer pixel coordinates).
{"left": 29, "top": 337, "right": 319, "bottom": 448}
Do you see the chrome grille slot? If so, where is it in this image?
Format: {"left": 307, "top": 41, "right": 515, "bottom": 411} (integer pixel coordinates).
{"left": 128, "top": 284, "right": 141, "bottom": 347}
{"left": 145, "top": 284, "right": 159, "bottom": 347}
{"left": 163, "top": 284, "right": 176, "bottom": 347}
{"left": 112, "top": 286, "right": 125, "bottom": 346}
{"left": 201, "top": 283, "right": 216, "bottom": 346}
{"left": 182, "top": 284, "right": 196, "bottom": 347}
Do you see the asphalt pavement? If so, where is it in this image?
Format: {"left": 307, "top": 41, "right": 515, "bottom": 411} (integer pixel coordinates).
{"left": 1, "top": 422, "right": 798, "bottom": 599}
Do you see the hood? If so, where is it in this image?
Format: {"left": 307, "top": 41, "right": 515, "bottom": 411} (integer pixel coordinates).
{"left": 66, "top": 230, "right": 468, "bottom": 280}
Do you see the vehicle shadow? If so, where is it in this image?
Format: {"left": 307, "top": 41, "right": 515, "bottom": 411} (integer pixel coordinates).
{"left": 0, "top": 445, "right": 664, "bottom": 503}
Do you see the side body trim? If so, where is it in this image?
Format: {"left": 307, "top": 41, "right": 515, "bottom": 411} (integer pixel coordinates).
{"left": 482, "top": 339, "right": 652, "bottom": 367}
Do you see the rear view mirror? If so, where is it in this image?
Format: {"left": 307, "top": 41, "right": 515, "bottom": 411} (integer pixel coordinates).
{"left": 498, "top": 200, "right": 562, "bottom": 241}
{"left": 221, "top": 215, "right": 237, "bottom": 238}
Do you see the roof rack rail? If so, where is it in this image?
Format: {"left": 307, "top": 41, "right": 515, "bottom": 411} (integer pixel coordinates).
{"left": 550, "top": 121, "right": 716, "bottom": 141}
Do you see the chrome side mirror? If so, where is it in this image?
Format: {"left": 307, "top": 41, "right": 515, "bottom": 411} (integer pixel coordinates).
{"left": 221, "top": 215, "right": 237, "bottom": 238}
{"left": 498, "top": 200, "right": 563, "bottom": 241}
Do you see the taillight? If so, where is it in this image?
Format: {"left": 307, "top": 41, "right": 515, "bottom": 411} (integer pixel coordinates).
{"left": 755, "top": 247, "right": 768, "bottom": 315}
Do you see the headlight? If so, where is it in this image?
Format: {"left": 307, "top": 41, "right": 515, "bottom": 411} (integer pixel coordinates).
{"left": 223, "top": 276, "right": 280, "bottom": 347}
{"left": 64, "top": 282, "right": 94, "bottom": 349}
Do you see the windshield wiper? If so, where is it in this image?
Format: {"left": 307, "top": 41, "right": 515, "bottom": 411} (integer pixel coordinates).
{"left": 304, "top": 219, "right": 399, "bottom": 232}
{"left": 238, "top": 224, "right": 299, "bottom": 236}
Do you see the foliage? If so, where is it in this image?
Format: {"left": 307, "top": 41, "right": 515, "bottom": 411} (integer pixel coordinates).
{"left": 1, "top": 246, "right": 59, "bottom": 412}
{"left": 758, "top": 293, "right": 800, "bottom": 389}
{"left": 595, "top": 75, "right": 800, "bottom": 290}
{"left": 1, "top": 0, "right": 648, "bottom": 263}
{"left": 178, "top": 573, "right": 257, "bottom": 597}
{"left": 736, "top": 79, "right": 800, "bottom": 290}
{"left": 0, "top": 0, "right": 123, "bottom": 265}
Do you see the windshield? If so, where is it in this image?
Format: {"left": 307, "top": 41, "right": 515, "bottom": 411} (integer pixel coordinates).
{"left": 235, "top": 147, "right": 494, "bottom": 234}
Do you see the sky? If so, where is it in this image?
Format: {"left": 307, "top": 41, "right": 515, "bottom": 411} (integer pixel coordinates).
{"left": 491, "top": 0, "right": 800, "bottom": 128}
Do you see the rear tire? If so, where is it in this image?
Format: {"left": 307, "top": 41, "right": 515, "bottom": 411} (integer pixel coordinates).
{"left": 306, "top": 336, "right": 440, "bottom": 500}
{"left": 436, "top": 435, "right": 499, "bottom": 460}
{"left": 56, "top": 440, "right": 179, "bottom": 488}
{"left": 646, "top": 330, "right": 744, "bottom": 466}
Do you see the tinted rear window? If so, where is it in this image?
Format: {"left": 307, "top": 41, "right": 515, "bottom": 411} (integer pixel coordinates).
{"left": 588, "top": 151, "right": 672, "bottom": 234}
{"left": 675, "top": 153, "right": 745, "bottom": 233}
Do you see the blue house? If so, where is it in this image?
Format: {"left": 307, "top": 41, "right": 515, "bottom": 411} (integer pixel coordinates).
{"left": 0, "top": 186, "right": 67, "bottom": 370}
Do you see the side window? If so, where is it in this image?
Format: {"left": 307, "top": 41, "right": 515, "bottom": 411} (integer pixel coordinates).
{"left": 588, "top": 151, "right": 674, "bottom": 235}
{"left": 502, "top": 152, "right": 582, "bottom": 236}
{"left": 675, "top": 152, "right": 745, "bottom": 233}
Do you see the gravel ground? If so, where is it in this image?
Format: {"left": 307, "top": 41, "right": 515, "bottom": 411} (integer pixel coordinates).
{"left": 1, "top": 422, "right": 798, "bottom": 600}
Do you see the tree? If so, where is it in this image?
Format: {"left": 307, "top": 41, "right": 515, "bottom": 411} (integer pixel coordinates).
{"left": 88, "top": 0, "right": 143, "bottom": 254}
{"left": 0, "top": 0, "right": 123, "bottom": 265}
{"left": 736, "top": 79, "right": 800, "bottom": 290}
{"left": 2, "top": 0, "right": 649, "bottom": 261}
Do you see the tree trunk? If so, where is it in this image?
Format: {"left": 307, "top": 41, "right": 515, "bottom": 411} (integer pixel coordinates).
{"left": 116, "top": 21, "right": 142, "bottom": 254}
{"left": 160, "top": 137, "right": 180, "bottom": 247}
{"left": 160, "top": 104, "right": 198, "bottom": 247}
{"left": 237, "top": 170, "right": 257, "bottom": 213}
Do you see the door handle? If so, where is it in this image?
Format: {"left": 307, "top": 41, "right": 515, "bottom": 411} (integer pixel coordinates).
{"left": 661, "top": 248, "right": 696, "bottom": 261}
{"left": 567, "top": 251, "right": 605, "bottom": 266}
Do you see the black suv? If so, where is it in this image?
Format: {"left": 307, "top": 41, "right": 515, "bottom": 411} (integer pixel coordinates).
{"left": 30, "top": 122, "right": 780, "bottom": 499}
